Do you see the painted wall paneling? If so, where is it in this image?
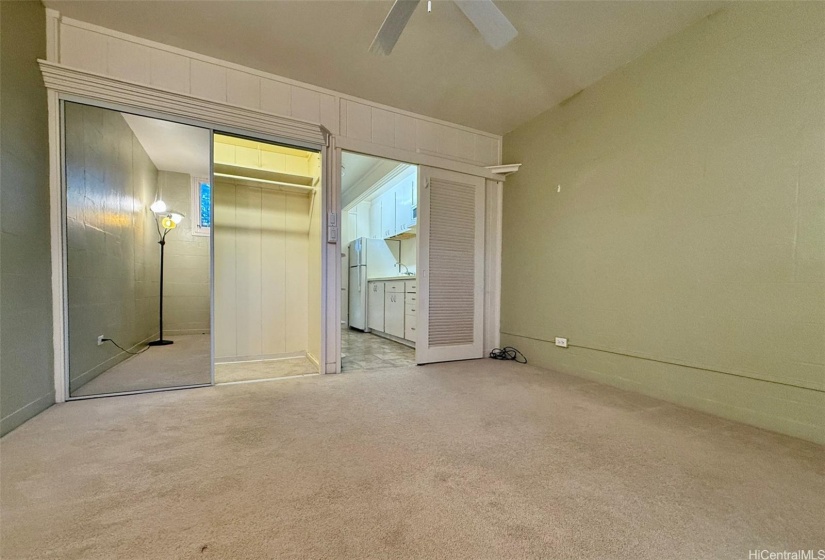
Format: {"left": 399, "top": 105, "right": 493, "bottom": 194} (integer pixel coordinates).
{"left": 52, "top": 13, "right": 502, "bottom": 173}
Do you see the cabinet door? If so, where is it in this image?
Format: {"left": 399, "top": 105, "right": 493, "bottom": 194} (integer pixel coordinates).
{"left": 356, "top": 202, "right": 371, "bottom": 239}
{"left": 395, "top": 178, "right": 414, "bottom": 233}
{"left": 367, "top": 282, "right": 385, "bottom": 331}
{"left": 369, "top": 200, "right": 382, "bottom": 239}
{"left": 384, "top": 292, "right": 405, "bottom": 338}
{"left": 380, "top": 189, "right": 395, "bottom": 238}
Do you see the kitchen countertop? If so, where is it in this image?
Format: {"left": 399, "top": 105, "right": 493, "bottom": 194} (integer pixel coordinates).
{"left": 368, "top": 276, "right": 416, "bottom": 282}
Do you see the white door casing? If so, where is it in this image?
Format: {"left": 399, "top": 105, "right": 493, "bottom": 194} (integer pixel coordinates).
{"left": 416, "top": 167, "right": 486, "bottom": 364}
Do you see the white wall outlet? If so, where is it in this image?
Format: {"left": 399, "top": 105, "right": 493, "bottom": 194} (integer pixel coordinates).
{"left": 555, "top": 337, "right": 568, "bottom": 348}
{"left": 97, "top": 335, "right": 105, "bottom": 346}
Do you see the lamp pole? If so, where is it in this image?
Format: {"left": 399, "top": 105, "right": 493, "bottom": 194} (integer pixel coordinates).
{"left": 148, "top": 231, "right": 173, "bottom": 346}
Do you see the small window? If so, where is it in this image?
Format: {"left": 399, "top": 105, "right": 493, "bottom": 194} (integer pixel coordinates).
{"left": 192, "top": 177, "right": 211, "bottom": 236}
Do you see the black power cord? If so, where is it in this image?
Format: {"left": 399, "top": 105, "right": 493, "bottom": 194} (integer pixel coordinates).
{"left": 102, "top": 338, "right": 149, "bottom": 356}
{"left": 489, "top": 346, "right": 527, "bottom": 364}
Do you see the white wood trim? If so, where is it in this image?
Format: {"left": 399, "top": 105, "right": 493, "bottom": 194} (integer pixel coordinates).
{"left": 56, "top": 15, "right": 500, "bottom": 143}
{"left": 484, "top": 180, "right": 503, "bottom": 354}
{"left": 45, "top": 8, "right": 60, "bottom": 62}
{"left": 324, "top": 142, "right": 342, "bottom": 373}
{"left": 39, "top": 61, "right": 328, "bottom": 147}
{"left": 47, "top": 90, "right": 67, "bottom": 403}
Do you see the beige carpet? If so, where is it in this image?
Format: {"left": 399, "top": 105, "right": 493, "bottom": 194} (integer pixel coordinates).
{"left": 71, "top": 334, "right": 211, "bottom": 397}
{"left": 2, "top": 361, "right": 823, "bottom": 559}
{"left": 215, "top": 357, "right": 318, "bottom": 383}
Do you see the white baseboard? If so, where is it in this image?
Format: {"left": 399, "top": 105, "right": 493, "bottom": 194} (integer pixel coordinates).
{"left": 215, "top": 351, "right": 306, "bottom": 365}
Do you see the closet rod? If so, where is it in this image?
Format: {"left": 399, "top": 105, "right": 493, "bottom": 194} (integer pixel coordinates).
{"left": 213, "top": 172, "right": 317, "bottom": 192}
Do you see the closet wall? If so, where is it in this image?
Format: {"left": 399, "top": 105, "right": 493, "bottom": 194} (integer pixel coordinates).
{"left": 214, "top": 180, "right": 311, "bottom": 361}
{"left": 158, "top": 171, "right": 211, "bottom": 334}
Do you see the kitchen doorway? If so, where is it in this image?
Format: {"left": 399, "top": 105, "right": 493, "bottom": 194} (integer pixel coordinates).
{"left": 340, "top": 152, "right": 418, "bottom": 372}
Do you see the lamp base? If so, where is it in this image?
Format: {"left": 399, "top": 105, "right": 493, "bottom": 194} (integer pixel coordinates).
{"left": 147, "top": 339, "right": 174, "bottom": 346}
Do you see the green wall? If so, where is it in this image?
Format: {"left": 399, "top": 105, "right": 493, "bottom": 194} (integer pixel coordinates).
{"left": 0, "top": 0, "right": 54, "bottom": 435}
{"left": 501, "top": 3, "right": 825, "bottom": 444}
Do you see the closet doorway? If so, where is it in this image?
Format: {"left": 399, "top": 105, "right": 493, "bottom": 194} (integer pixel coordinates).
{"left": 212, "top": 134, "right": 323, "bottom": 383}
{"left": 60, "top": 100, "right": 325, "bottom": 400}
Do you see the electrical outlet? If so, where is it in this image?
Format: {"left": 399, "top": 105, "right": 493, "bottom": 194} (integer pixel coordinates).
{"left": 97, "top": 335, "right": 105, "bottom": 346}
{"left": 555, "top": 337, "right": 568, "bottom": 348}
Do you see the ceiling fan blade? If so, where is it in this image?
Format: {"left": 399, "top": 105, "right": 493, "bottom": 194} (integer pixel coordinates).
{"left": 369, "top": 0, "right": 421, "bottom": 55}
{"left": 453, "top": 0, "right": 518, "bottom": 50}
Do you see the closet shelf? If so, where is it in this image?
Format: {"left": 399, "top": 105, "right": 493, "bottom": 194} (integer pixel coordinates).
{"left": 214, "top": 162, "right": 315, "bottom": 187}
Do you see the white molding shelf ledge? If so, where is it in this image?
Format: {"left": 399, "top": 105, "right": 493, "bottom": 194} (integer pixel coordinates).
{"left": 38, "top": 60, "right": 329, "bottom": 147}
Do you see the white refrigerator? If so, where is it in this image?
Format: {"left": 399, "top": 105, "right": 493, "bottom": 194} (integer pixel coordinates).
{"left": 348, "top": 238, "right": 400, "bottom": 331}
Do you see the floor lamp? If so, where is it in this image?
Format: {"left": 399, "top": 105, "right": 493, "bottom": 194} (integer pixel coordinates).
{"left": 149, "top": 200, "right": 183, "bottom": 346}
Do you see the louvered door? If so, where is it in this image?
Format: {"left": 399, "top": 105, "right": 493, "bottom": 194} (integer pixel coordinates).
{"left": 416, "top": 167, "right": 485, "bottom": 364}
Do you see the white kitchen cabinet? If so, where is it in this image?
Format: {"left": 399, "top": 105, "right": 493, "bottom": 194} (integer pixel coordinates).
{"left": 367, "top": 281, "right": 385, "bottom": 331}
{"left": 395, "top": 177, "right": 415, "bottom": 233}
{"left": 356, "top": 201, "right": 371, "bottom": 239}
{"left": 380, "top": 189, "right": 395, "bottom": 238}
{"left": 384, "top": 291, "right": 404, "bottom": 338}
{"left": 404, "top": 291, "right": 417, "bottom": 342}
{"left": 368, "top": 200, "right": 381, "bottom": 239}
{"left": 404, "top": 312, "right": 417, "bottom": 342}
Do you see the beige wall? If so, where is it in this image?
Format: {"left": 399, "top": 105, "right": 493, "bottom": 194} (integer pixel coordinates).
{"left": 214, "top": 180, "right": 311, "bottom": 361}
{"left": 64, "top": 103, "right": 160, "bottom": 392}
{"left": 0, "top": 0, "right": 54, "bottom": 435}
{"left": 501, "top": 3, "right": 825, "bottom": 443}
{"left": 158, "top": 172, "right": 210, "bottom": 334}
{"left": 400, "top": 237, "right": 416, "bottom": 275}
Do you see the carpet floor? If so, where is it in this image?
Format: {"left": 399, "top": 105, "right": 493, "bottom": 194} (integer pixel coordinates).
{"left": 71, "top": 334, "right": 211, "bottom": 397}
{"left": 2, "top": 361, "right": 823, "bottom": 559}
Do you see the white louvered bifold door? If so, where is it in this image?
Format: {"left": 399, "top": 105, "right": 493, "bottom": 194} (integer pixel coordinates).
{"left": 416, "top": 167, "right": 485, "bottom": 364}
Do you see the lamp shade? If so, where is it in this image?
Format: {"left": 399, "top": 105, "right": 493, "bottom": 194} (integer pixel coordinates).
{"left": 150, "top": 200, "right": 167, "bottom": 213}
{"left": 169, "top": 212, "right": 184, "bottom": 225}
{"left": 160, "top": 216, "right": 177, "bottom": 229}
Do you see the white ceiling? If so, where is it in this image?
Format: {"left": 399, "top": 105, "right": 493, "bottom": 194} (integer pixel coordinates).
{"left": 342, "top": 152, "right": 383, "bottom": 193}
{"left": 49, "top": 1, "right": 724, "bottom": 134}
{"left": 341, "top": 152, "right": 408, "bottom": 209}
{"left": 122, "top": 113, "right": 211, "bottom": 177}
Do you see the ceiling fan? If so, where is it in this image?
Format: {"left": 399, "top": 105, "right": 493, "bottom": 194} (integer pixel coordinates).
{"left": 369, "top": 0, "right": 518, "bottom": 55}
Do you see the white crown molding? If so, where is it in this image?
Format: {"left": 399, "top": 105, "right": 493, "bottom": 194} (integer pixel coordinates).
{"left": 38, "top": 60, "right": 328, "bottom": 147}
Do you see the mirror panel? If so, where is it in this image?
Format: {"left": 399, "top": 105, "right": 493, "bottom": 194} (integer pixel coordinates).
{"left": 64, "top": 102, "right": 212, "bottom": 396}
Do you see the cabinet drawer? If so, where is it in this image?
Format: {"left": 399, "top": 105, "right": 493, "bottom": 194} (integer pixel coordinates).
{"left": 405, "top": 293, "right": 417, "bottom": 304}
{"left": 405, "top": 323, "right": 417, "bottom": 343}
{"left": 404, "top": 312, "right": 417, "bottom": 329}
{"left": 385, "top": 281, "right": 405, "bottom": 293}
{"left": 405, "top": 301, "right": 417, "bottom": 316}
{"left": 405, "top": 281, "right": 417, "bottom": 293}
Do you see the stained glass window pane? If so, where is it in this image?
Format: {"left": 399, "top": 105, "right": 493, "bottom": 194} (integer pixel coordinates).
{"left": 199, "top": 182, "right": 211, "bottom": 228}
